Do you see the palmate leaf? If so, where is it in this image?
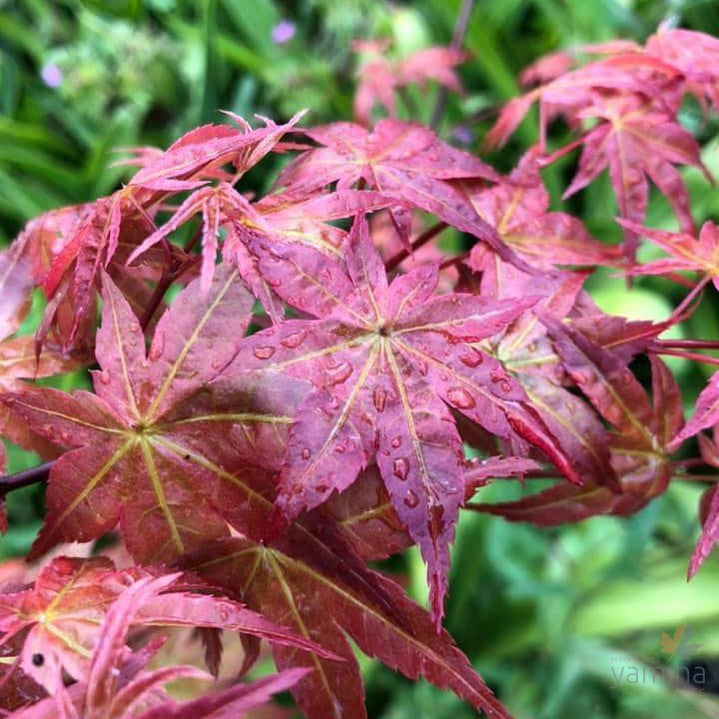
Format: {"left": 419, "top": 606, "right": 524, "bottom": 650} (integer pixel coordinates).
{"left": 620, "top": 218, "right": 719, "bottom": 289}
{"left": 353, "top": 41, "right": 466, "bottom": 125}
{"left": 273, "top": 119, "right": 529, "bottom": 267}
{"left": 185, "top": 515, "right": 512, "bottom": 719}
{"left": 556, "top": 95, "right": 708, "bottom": 251}
{"left": 645, "top": 26, "right": 719, "bottom": 112}
{"left": 128, "top": 112, "right": 306, "bottom": 192}
{"left": 3, "top": 264, "right": 300, "bottom": 563}
{"left": 485, "top": 52, "right": 681, "bottom": 150}
{"left": 0, "top": 556, "right": 331, "bottom": 695}
{"left": 464, "top": 151, "right": 621, "bottom": 270}
{"left": 8, "top": 567, "right": 311, "bottom": 719}
{"left": 475, "top": 324, "right": 682, "bottom": 525}
{"left": 229, "top": 215, "right": 581, "bottom": 623}
{"left": 126, "top": 183, "right": 394, "bottom": 301}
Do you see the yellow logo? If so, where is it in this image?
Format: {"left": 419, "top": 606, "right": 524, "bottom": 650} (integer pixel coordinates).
{"left": 660, "top": 624, "right": 702, "bottom": 659}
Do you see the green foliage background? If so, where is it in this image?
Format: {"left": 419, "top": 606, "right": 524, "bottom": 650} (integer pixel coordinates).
{"left": 3, "top": 1, "right": 719, "bottom": 717}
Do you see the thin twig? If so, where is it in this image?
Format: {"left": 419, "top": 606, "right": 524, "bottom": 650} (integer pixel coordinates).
{"left": 0, "top": 461, "right": 54, "bottom": 496}
{"left": 385, "top": 222, "right": 448, "bottom": 272}
{"left": 658, "top": 347, "right": 719, "bottom": 367}
{"left": 658, "top": 339, "right": 719, "bottom": 350}
{"left": 430, "top": 0, "right": 476, "bottom": 130}
{"left": 139, "top": 255, "right": 199, "bottom": 331}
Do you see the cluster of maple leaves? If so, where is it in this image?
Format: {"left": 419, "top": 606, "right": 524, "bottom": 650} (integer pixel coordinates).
{"left": 2, "top": 22, "right": 719, "bottom": 719}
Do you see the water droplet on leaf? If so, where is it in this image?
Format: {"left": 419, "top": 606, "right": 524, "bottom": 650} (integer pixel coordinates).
{"left": 459, "top": 347, "right": 484, "bottom": 368}
{"left": 253, "top": 346, "right": 276, "bottom": 360}
{"left": 393, "top": 457, "right": 410, "bottom": 481}
{"left": 280, "top": 329, "right": 307, "bottom": 348}
{"left": 403, "top": 490, "right": 419, "bottom": 508}
{"left": 446, "top": 387, "right": 476, "bottom": 409}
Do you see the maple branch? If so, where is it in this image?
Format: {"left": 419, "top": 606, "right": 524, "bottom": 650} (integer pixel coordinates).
{"left": 139, "top": 255, "right": 199, "bottom": 331}
{"left": 668, "top": 275, "right": 710, "bottom": 324}
{"left": 439, "top": 251, "right": 469, "bottom": 271}
{"left": 657, "top": 348, "right": 719, "bottom": 367}
{"left": 658, "top": 339, "right": 719, "bottom": 350}
{"left": 385, "top": 222, "right": 448, "bottom": 272}
{"left": 0, "top": 461, "right": 53, "bottom": 496}
{"left": 429, "top": 0, "right": 475, "bottom": 130}
{"left": 673, "top": 473, "right": 719, "bottom": 483}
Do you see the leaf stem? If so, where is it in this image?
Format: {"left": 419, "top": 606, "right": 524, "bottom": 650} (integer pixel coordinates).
{"left": 657, "top": 339, "right": 719, "bottom": 350}
{"left": 657, "top": 347, "right": 719, "bottom": 367}
{"left": 385, "top": 221, "right": 448, "bottom": 272}
{"left": 429, "top": 0, "right": 476, "bottom": 130}
{"left": 0, "top": 461, "right": 53, "bottom": 496}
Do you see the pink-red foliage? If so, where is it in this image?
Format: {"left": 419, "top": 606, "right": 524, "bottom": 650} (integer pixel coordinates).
{"left": 2, "top": 22, "right": 719, "bottom": 719}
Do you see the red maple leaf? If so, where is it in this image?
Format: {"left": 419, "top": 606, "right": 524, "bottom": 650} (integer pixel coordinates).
{"left": 228, "top": 214, "right": 581, "bottom": 624}
{"left": 4, "top": 265, "right": 299, "bottom": 563}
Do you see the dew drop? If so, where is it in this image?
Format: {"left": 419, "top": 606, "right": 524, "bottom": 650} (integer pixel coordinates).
{"left": 327, "top": 361, "right": 353, "bottom": 385}
{"left": 253, "top": 346, "right": 276, "bottom": 360}
{"left": 499, "top": 380, "right": 512, "bottom": 393}
{"left": 334, "top": 444, "right": 346, "bottom": 454}
{"left": 446, "top": 387, "right": 476, "bottom": 410}
{"left": 301, "top": 448, "right": 311, "bottom": 459}
{"left": 391, "top": 436, "right": 402, "bottom": 448}
{"left": 459, "top": 347, "right": 484, "bottom": 368}
{"left": 218, "top": 606, "right": 230, "bottom": 622}
{"left": 280, "top": 329, "right": 308, "bottom": 349}
{"left": 403, "top": 490, "right": 419, "bottom": 508}
{"left": 393, "top": 457, "right": 410, "bottom": 481}
{"left": 373, "top": 387, "right": 387, "bottom": 412}
{"left": 99, "top": 370, "right": 111, "bottom": 385}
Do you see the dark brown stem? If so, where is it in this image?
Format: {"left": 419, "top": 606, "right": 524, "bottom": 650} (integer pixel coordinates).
{"left": 0, "top": 461, "right": 53, "bottom": 496}
{"left": 439, "top": 251, "right": 469, "bottom": 271}
{"left": 429, "top": 0, "right": 476, "bottom": 130}
{"left": 385, "top": 222, "right": 448, "bottom": 273}
{"left": 139, "top": 256, "right": 199, "bottom": 331}
{"left": 184, "top": 226, "right": 203, "bottom": 254}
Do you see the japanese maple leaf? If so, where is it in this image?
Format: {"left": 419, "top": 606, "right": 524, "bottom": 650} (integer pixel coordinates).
{"left": 0, "top": 247, "right": 87, "bottom": 531}
{"left": 0, "top": 556, "right": 329, "bottom": 696}
{"left": 646, "top": 26, "right": 719, "bottom": 112}
{"left": 557, "top": 94, "right": 708, "bottom": 250}
{"left": 273, "top": 119, "right": 526, "bottom": 266}
{"left": 471, "top": 272, "right": 620, "bottom": 489}
{"left": 9, "top": 567, "right": 311, "bottom": 719}
{"left": 126, "top": 184, "right": 394, "bottom": 302}
{"left": 670, "top": 369, "right": 719, "bottom": 467}
{"left": 620, "top": 218, "right": 719, "bottom": 289}
{"left": 485, "top": 52, "right": 681, "bottom": 150}
{"left": 474, "top": 326, "right": 682, "bottom": 525}
{"left": 230, "top": 215, "right": 580, "bottom": 623}
{"left": 353, "top": 41, "right": 466, "bottom": 125}
{"left": 127, "top": 111, "right": 305, "bottom": 192}
{"left": 184, "top": 518, "right": 513, "bottom": 719}
{"left": 464, "top": 150, "right": 622, "bottom": 270}
{"left": 4, "top": 265, "right": 298, "bottom": 563}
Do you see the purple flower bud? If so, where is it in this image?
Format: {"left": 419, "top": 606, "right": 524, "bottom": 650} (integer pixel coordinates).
{"left": 40, "top": 63, "right": 63, "bottom": 88}
{"left": 271, "top": 20, "right": 296, "bottom": 45}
